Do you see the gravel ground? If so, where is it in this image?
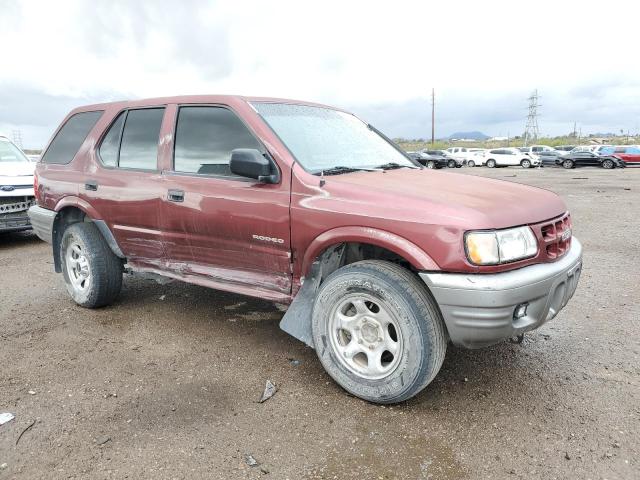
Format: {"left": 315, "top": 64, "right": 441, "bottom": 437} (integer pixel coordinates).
{"left": 1, "top": 166, "right": 638, "bottom": 479}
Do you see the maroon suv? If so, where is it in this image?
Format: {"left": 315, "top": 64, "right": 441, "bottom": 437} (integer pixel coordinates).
{"left": 29, "top": 95, "right": 582, "bottom": 403}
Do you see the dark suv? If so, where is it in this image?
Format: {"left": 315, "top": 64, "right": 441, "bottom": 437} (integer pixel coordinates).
{"left": 29, "top": 95, "right": 582, "bottom": 403}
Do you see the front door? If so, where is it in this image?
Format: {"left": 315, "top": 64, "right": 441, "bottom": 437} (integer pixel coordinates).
{"left": 160, "top": 105, "right": 292, "bottom": 297}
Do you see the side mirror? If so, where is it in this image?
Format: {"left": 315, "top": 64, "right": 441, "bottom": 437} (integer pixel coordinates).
{"left": 229, "top": 149, "right": 279, "bottom": 183}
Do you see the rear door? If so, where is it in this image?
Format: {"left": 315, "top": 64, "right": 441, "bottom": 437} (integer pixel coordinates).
{"left": 160, "top": 104, "right": 292, "bottom": 296}
{"left": 83, "top": 107, "right": 167, "bottom": 263}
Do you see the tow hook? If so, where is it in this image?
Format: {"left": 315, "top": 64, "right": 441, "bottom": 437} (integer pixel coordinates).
{"left": 509, "top": 333, "right": 525, "bottom": 344}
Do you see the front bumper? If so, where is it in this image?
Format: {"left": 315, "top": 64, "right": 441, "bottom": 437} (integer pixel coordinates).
{"left": 0, "top": 212, "right": 31, "bottom": 232}
{"left": 420, "top": 238, "right": 583, "bottom": 348}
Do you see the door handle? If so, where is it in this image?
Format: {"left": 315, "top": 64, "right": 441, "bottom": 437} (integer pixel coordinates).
{"left": 85, "top": 180, "right": 98, "bottom": 191}
{"left": 168, "top": 189, "right": 185, "bottom": 202}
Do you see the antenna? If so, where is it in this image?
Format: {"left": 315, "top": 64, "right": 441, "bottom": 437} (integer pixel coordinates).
{"left": 523, "top": 90, "right": 540, "bottom": 147}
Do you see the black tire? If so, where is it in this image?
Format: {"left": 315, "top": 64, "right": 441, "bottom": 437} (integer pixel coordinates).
{"left": 426, "top": 160, "right": 436, "bottom": 169}
{"left": 601, "top": 159, "right": 614, "bottom": 169}
{"left": 60, "top": 222, "right": 123, "bottom": 308}
{"left": 562, "top": 159, "right": 574, "bottom": 169}
{"left": 447, "top": 160, "right": 456, "bottom": 168}
{"left": 467, "top": 160, "right": 476, "bottom": 167}
{"left": 486, "top": 159, "right": 496, "bottom": 168}
{"left": 521, "top": 159, "right": 531, "bottom": 168}
{"left": 311, "top": 260, "right": 447, "bottom": 404}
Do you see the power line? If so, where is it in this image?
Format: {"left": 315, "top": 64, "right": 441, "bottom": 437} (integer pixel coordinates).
{"left": 523, "top": 90, "right": 540, "bottom": 147}
{"left": 12, "top": 130, "right": 23, "bottom": 149}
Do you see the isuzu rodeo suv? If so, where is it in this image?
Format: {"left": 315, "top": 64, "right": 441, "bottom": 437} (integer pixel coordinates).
{"left": 29, "top": 96, "right": 583, "bottom": 403}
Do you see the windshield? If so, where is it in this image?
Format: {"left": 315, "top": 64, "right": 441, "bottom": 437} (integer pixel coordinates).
{"left": 0, "top": 139, "right": 30, "bottom": 163}
{"left": 252, "top": 103, "right": 415, "bottom": 173}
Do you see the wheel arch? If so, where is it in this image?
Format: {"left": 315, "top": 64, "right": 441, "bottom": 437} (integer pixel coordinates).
{"left": 52, "top": 197, "right": 125, "bottom": 272}
{"left": 300, "top": 226, "right": 440, "bottom": 281}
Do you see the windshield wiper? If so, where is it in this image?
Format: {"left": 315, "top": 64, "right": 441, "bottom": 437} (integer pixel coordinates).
{"left": 375, "top": 162, "right": 419, "bottom": 170}
{"left": 313, "top": 166, "right": 379, "bottom": 176}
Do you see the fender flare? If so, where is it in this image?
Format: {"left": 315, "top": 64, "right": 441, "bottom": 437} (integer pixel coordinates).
{"left": 51, "top": 196, "right": 125, "bottom": 272}
{"left": 300, "top": 226, "right": 440, "bottom": 278}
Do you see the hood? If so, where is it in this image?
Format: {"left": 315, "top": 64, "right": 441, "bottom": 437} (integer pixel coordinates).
{"left": 0, "top": 161, "right": 35, "bottom": 178}
{"left": 324, "top": 168, "right": 566, "bottom": 230}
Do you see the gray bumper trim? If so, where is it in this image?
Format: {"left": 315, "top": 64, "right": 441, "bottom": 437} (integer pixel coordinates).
{"left": 420, "top": 238, "right": 583, "bottom": 348}
{"left": 27, "top": 205, "right": 56, "bottom": 243}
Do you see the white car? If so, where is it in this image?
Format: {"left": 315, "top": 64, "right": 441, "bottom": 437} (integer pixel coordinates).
{"left": 482, "top": 147, "right": 540, "bottom": 168}
{"left": 0, "top": 136, "right": 36, "bottom": 233}
{"left": 445, "top": 147, "right": 487, "bottom": 167}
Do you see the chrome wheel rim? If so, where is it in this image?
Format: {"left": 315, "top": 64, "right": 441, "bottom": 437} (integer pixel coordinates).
{"left": 328, "top": 294, "right": 403, "bottom": 380}
{"left": 427, "top": 162, "right": 435, "bottom": 169}
{"left": 66, "top": 239, "right": 91, "bottom": 292}
{"left": 522, "top": 160, "right": 530, "bottom": 168}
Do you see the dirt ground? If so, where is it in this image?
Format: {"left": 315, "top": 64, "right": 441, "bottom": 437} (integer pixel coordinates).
{"left": 1, "top": 166, "right": 638, "bottom": 479}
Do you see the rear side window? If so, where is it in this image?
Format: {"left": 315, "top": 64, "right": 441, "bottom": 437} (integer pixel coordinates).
{"left": 173, "top": 106, "right": 261, "bottom": 176}
{"left": 42, "top": 111, "right": 103, "bottom": 164}
{"left": 119, "top": 109, "right": 164, "bottom": 170}
{"left": 98, "top": 108, "right": 164, "bottom": 170}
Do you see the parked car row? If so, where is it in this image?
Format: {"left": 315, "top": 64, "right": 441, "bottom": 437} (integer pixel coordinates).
{"left": 406, "top": 143, "right": 638, "bottom": 170}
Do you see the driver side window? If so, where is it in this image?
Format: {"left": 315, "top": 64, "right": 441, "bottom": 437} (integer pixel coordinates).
{"left": 173, "top": 106, "right": 262, "bottom": 176}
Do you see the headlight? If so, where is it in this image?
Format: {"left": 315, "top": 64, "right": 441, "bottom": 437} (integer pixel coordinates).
{"left": 465, "top": 226, "right": 538, "bottom": 265}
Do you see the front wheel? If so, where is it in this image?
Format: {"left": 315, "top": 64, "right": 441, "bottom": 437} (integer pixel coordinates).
{"left": 61, "top": 222, "right": 123, "bottom": 308}
{"left": 562, "top": 159, "right": 574, "bottom": 169}
{"left": 447, "top": 160, "right": 456, "bottom": 168}
{"left": 311, "top": 260, "right": 447, "bottom": 403}
{"left": 521, "top": 159, "right": 531, "bottom": 168}
{"left": 486, "top": 159, "right": 496, "bottom": 168}
{"left": 601, "top": 159, "right": 614, "bottom": 169}
{"left": 467, "top": 160, "right": 476, "bottom": 167}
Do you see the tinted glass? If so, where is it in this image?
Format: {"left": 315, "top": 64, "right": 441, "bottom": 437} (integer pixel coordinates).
{"left": 42, "top": 111, "right": 103, "bottom": 164}
{"left": 119, "top": 108, "right": 164, "bottom": 170}
{"left": 174, "top": 106, "right": 261, "bottom": 176}
{"left": 99, "top": 112, "right": 125, "bottom": 167}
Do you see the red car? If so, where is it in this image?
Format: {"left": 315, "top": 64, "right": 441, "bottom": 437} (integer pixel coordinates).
{"left": 28, "top": 95, "right": 583, "bottom": 403}
{"left": 612, "top": 146, "right": 640, "bottom": 165}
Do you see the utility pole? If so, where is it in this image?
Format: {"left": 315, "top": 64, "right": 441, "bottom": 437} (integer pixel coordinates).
{"left": 523, "top": 89, "right": 541, "bottom": 147}
{"left": 431, "top": 88, "right": 435, "bottom": 145}
{"left": 573, "top": 121, "right": 577, "bottom": 138}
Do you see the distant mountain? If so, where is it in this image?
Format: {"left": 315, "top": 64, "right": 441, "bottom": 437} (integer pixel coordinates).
{"left": 448, "top": 131, "right": 490, "bottom": 140}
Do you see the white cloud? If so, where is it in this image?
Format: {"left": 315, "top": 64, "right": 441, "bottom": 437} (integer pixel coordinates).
{"left": 1, "top": 0, "right": 639, "bottom": 147}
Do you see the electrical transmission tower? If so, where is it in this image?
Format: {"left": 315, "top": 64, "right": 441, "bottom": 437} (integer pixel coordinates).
{"left": 523, "top": 90, "right": 540, "bottom": 147}
{"left": 12, "top": 130, "right": 23, "bottom": 149}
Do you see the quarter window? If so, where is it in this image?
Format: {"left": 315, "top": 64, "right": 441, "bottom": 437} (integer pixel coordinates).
{"left": 42, "top": 111, "right": 103, "bottom": 164}
{"left": 99, "top": 112, "right": 125, "bottom": 167}
{"left": 173, "top": 106, "right": 262, "bottom": 176}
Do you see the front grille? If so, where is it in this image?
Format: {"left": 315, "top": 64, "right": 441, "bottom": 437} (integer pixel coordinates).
{"left": 0, "top": 196, "right": 35, "bottom": 214}
{"left": 538, "top": 213, "right": 572, "bottom": 260}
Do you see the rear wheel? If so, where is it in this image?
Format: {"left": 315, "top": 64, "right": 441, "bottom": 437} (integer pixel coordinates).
{"left": 467, "top": 160, "right": 476, "bottom": 167}
{"left": 601, "top": 159, "right": 614, "bottom": 169}
{"left": 486, "top": 159, "right": 496, "bottom": 168}
{"left": 311, "top": 260, "right": 447, "bottom": 403}
{"left": 562, "top": 159, "right": 574, "bottom": 169}
{"left": 61, "top": 223, "right": 123, "bottom": 308}
{"left": 426, "top": 160, "right": 436, "bottom": 169}
{"left": 447, "top": 160, "right": 456, "bottom": 168}
{"left": 521, "top": 159, "right": 531, "bottom": 168}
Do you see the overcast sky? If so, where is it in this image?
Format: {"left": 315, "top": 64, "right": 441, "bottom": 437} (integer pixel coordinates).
{"left": 1, "top": 0, "right": 639, "bottom": 149}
